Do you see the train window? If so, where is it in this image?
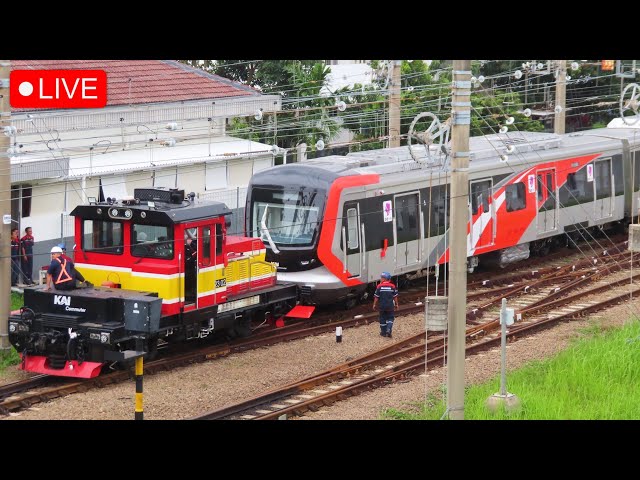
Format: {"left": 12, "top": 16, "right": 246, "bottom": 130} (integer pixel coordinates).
{"left": 216, "top": 224, "right": 223, "bottom": 256}
{"left": 470, "top": 181, "right": 491, "bottom": 215}
{"left": 537, "top": 175, "right": 544, "bottom": 202}
{"left": 251, "top": 188, "right": 322, "bottom": 247}
{"left": 613, "top": 155, "right": 624, "bottom": 196}
{"left": 595, "top": 160, "right": 612, "bottom": 199}
{"left": 202, "top": 227, "right": 211, "bottom": 264}
{"left": 396, "top": 194, "right": 420, "bottom": 244}
{"left": 423, "top": 185, "right": 449, "bottom": 238}
{"left": 505, "top": 183, "right": 526, "bottom": 212}
{"left": 83, "top": 220, "right": 123, "bottom": 254}
{"left": 131, "top": 224, "right": 174, "bottom": 259}
{"left": 560, "top": 168, "right": 593, "bottom": 206}
{"left": 347, "top": 208, "right": 359, "bottom": 249}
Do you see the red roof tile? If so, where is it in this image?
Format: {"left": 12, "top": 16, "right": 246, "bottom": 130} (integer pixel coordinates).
{"left": 10, "top": 60, "right": 260, "bottom": 111}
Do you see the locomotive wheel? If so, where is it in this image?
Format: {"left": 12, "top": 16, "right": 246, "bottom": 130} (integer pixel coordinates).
{"left": 344, "top": 297, "right": 358, "bottom": 310}
{"left": 233, "top": 314, "right": 253, "bottom": 338}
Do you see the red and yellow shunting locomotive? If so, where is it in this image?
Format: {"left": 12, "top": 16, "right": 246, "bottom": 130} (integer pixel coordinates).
{"left": 8, "top": 188, "right": 298, "bottom": 378}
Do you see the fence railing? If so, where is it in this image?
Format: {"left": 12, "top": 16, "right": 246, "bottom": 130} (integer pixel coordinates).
{"left": 198, "top": 186, "right": 248, "bottom": 210}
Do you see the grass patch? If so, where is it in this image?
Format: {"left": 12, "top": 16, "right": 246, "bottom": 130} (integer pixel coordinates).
{"left": 0, "top": 293, "right": 24, "bottom": 372}
{"left": 386, "top": 320, "right": 640, "bottom": 420}
{"left": 0, "top": 348, "right": 20, "bottom": 370}
{"left": 11, "top": 292, "right": 23, "bottom": 311}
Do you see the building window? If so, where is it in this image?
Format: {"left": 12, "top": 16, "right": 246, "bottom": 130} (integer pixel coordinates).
{"left": 11, "top": 184, "right": 32, "bottom": 223}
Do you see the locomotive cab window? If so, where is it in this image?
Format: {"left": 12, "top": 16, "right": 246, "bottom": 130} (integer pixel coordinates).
{"left": 131, "top": 224, "right": 174, "bottom": 259}
{"left": 505, "top": 182, "right": 526, "bottom": 212}
{"left": 216, "top": 223, "right": 223, "bottom": 256}
{"left": 83, "top": 220, "right": 123, "bottom": 254}
{"left": 202, "top": 226, "right": 211, "bottom": 264}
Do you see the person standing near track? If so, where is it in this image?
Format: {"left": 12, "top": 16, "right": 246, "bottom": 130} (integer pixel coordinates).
{"left": 20, "top": 226, "right": 35, "bottom": 286}
{"left": 372, "top": 271, "right": 398, "bottom": 338}
{"left": 10, "top": 228, "right": 21, "bottom": 286}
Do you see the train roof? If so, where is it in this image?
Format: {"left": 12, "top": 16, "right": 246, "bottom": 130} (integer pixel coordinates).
{"left": 252, "top": 128, "right": 640, "bottom": 185}
{"left": 71, "top": 197, "right": 231, "bottom": 225}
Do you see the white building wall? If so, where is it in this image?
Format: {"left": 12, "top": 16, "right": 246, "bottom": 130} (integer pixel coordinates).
{"left": 29, "top": 181, "right": 67, "bottom": 243}
{"left": 228, "top": 159, "right": 253, "bottom": 187}
{"left": 125, "top": 171, "right": 154, "bottom": 193}
{"left": 178, "top": 164, "right": 206, "bottom": 193}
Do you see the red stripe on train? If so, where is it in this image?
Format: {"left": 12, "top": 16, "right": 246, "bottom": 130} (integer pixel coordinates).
{"left": 318, "top": 174, "right": 380, "bottom": 287}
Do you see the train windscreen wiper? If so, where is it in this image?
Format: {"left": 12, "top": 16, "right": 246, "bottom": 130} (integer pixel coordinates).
{"left": 260, "top": 205, "right": 280, "bottom": 254}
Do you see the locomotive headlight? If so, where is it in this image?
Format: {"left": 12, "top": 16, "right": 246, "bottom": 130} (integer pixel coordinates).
{"left": 100, "top": 333, "right": 110, "bottom": 344}
{"left": 124, "top": 209, "right": 132, "bottom": 218}
{"left": 9, "top": 322, "right": 17, "bottom": 333}
{"left": 89, "top": 333, "right": 101, "bottom": 340}
{"left": 110, "top": 208, "right": 119, "bottom": 217}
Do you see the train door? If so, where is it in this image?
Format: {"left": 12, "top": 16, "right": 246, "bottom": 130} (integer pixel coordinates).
{"left": 342, "top": 200, "right": 362, "bottom": 278}
{"left": 469, "top": 179, "right": 495, "bottom": 249}
{"left": 197, "top": 223, "right": 217, "bottom": 308}
{"left": 394, "top": 192, "right": 421, "bottom": 268}
{"left": 183, "top": 226, "right": 198, "bottom": 306}
{"left": 594, "top": 158, "right": 613, "bottom": 220}
{"left": 536, "top": 168, "right": 557, "bottom": 233}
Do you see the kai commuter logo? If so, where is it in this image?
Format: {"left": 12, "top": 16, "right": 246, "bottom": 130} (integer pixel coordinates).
{"left": 10, "top": 70, "right": 107, "bottom": 109}
{"left": 53, "top": 295, "right": 71, "bottom": 306}
{"left": 53, "top": 294, "right": 86, "bottom": 312}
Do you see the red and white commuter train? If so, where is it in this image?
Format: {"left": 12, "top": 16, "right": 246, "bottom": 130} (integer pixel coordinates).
{"left": 246, "top": 128, "right": 640, "bottom": 306}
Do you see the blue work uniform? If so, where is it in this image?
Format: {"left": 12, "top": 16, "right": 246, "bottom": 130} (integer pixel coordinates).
{"left": 374, "top": 280, "right": 398, "bottom": 336}
{"left": 47, "top": 257, "right": 76, "bottom": 291}
{"left": 11, "top": 237, "right": 20, "bottom": 286}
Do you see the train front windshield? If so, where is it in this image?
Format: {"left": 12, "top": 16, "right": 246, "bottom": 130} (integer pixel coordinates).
{"left": 251, "top": 188, "right": 322, "bottom": 247}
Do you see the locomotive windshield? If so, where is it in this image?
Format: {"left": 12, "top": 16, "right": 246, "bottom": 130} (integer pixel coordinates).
{"left": 251, "top": 188, "right": 323, "bottom": 247}
{"left": 131, "top": 224, "right": 174, "bottom": 259}
{"left": 83, "top": 219, "right": 123, "bottom": 254}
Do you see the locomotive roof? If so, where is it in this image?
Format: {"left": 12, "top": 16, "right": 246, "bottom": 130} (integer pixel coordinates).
{"left": 70, "top": 198, "right": 231, "bottom": 225}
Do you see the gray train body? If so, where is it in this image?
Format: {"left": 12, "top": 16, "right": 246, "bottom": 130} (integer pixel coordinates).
{"left": 246, "top": 128, "right": 640, "bottom": 306}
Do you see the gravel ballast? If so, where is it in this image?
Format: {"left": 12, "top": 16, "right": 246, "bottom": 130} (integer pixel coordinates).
{"left": 4, "top": 295, "right": 640, "bottom": 420}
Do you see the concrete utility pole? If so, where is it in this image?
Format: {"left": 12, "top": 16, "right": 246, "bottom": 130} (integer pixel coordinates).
{"left": 388, "top": 60, "right": 402, "bottom": 148}
{"left": 0, "top": 60, "right": 11, "bottom": 350}
{"left": 554, "top": 60, "right": 566, "bottom": 134}
{"left": 446, "top": 60, "right": 471, "bottom": 420}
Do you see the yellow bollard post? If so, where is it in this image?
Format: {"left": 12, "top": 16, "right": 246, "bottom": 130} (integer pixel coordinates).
{"left": 135, "top": 355, "right": 143, "bottom": 420}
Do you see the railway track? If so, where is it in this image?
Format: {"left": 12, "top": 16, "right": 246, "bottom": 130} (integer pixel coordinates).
{"left": 192, "top": 267, "right": 640, "bottom": 420}
{"left": 2, "top": 237, "right": 634, "bottom": 417}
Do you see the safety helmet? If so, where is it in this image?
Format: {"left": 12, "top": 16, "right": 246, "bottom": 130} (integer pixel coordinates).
{"left": 57, "top": 243, "right": 66, "bottom": 250}
{"left": 380, "top": 271, "right": 391, "bottom": 280}
{"left": 50, "top": 246, "right": 63, "bottom": 254}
